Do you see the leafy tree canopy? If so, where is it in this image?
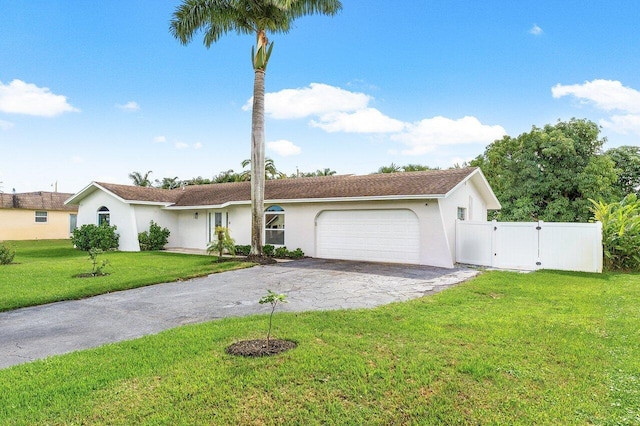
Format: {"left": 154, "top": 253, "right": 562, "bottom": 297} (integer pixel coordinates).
{"left": 605, "top": 145, "right": 640, "bottom": 197}
{"left": 471, "top": 118, "right": 619, "bottom": 222}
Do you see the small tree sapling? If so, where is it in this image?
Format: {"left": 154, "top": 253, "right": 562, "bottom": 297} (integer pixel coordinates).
{"left": 259, "top": 289, "right": 288, "bottom": 348}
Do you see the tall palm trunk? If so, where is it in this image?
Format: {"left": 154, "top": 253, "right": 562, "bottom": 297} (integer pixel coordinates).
{"left": 250, "top": 68, "right": 266, "bottom": 256}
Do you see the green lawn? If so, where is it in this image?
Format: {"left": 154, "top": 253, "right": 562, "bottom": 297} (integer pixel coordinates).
{"left": 1, "top": 269, "right": 638, "bottom": 424}
{"left": 0, "top": 240, "right": 253, "bottom": 312}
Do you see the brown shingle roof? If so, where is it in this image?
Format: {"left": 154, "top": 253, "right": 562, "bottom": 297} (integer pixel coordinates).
{"left": 96, "top": 168, "right": 478, "bottom": 207}
{"left": 0, "top": 192, "right": 78, "bottom": 212}
{"left": 97, "top": 183, "right": 182, "bottom": 204}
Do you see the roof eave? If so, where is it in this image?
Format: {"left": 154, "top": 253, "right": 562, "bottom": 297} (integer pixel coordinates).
{"left": 164, "top": 194, "right": 445, "bottom": 210}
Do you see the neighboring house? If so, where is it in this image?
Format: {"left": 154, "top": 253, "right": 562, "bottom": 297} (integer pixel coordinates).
{"left": 66, "top": 168, "right": 500, "bottom": 268}
{"left": 0, "top": 191, "right": 78, "bottom": 240}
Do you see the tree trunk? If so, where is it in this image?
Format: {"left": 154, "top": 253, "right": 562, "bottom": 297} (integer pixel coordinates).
{"left": 250, "top": 68, "right": 266, "bottom": 256}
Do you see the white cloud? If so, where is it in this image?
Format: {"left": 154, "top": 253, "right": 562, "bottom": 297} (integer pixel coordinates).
{"left": 552, "top": 79, "right": 640, "bottom": 113}
{"left": 245, "top": 83, "right": 370, "bottom": 119}
{"left": 194, "top": 142, "right": 203, "bottom": 149}
{"left": 392, "top": 116, "right": 506, "bottom": 156}
{"left": 252, "top": 82, "right": 505, "bottom": 154}
{"left": 0, "top": 79, "right": 79, "bottom": 117}
{"left": 311, "top": 108, "right": 406, "bottom": 133}
{"left": 116, "top": 101, "right": 140, "bottom": 112}
{"left": 175, "top": 142, "right": 189, "bottom": 149}
{"left": 601, "top": 114, "right": 640, "bottom": 135}
{"left": 0, "top": 119, "right": 13, "bottom": 130}
{"left": 71, "top": 156, "right": 84, "bottom": 164}
{"left": 529, "top": 24, "right": 543, "bottom": 35}
{"left": 267, "top": 139, "right": 301, "bottom": 156}
{"left": 153, "top": 136, "right": 167, "bottom": 143}
{"left": 553, "top": 79, "right": 640, "bottom": 135}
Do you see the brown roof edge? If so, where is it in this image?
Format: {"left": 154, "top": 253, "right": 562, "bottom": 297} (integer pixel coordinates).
{"left": 79, "top": 168, "right": 484, "bottom": 207}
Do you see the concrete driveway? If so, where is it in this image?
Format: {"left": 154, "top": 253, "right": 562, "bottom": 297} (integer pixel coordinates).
{"left": 0, "top": 259, "right": 478, "bottom": 369}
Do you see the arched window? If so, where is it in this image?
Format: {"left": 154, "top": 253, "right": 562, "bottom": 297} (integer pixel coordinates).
{"left": 97, "top": 206, "right": 110, "bottom": 226}
{"left": 265, "top": 205, "right": 284, "bottom": 245}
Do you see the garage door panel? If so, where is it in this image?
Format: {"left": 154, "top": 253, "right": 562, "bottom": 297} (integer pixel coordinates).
{"left": 316, "top": 210, "right": 420, "bottom": 264}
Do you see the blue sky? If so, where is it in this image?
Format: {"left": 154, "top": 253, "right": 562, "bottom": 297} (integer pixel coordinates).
{"left": 1, "top": 0, "right": 639, "bottom": 193}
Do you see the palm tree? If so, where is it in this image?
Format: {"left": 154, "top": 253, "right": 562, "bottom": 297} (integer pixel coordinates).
{"left": 155, "top": 176, "right": 181, "bottom": 189}
{"left": 377, "top": 163, "right": 402, "bottom": 174}
{"left": 129, "top": 171, "right": 153, "bottom": 187}
{"left": 240, "top": 157, "right": 285, "bottom": 180}
{"left": 170, "top": 0, "right": 342, "bottom": 257}
{"left": 213, "top": 169, "right": 242, "bottom": 183}
{"left": 316, "top": 168, "right": 336, "bottom": 176}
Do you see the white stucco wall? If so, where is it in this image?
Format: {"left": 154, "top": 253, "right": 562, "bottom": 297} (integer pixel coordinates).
{"left": 226, "top": 205, "right": 252, "bottom": 247}
{"left": 439, "top": 179, "right": 488, "bottom": 263}
{"left": 75, "top": 190, "right": 140, "bottom": 251}
{"left": 133, "top": 205, "right": 180, "bottom": 248}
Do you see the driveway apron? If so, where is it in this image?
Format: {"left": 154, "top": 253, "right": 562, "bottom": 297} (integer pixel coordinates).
{"left": 0, "top": 259, "right": 478, "bottom": 369}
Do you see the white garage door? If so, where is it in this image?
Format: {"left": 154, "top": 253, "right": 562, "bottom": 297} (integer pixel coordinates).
{"left": 316, "top": 209, "right": 420, "bottom": 264}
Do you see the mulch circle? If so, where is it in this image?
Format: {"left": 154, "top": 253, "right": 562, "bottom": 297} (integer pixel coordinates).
{"left": 226, "top": 339, "right": 297, "bottom": 357}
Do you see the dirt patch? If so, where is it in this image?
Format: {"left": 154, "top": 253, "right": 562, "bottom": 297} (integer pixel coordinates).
{"left": 226, "top": 339, "right": 297, "bottom": 357}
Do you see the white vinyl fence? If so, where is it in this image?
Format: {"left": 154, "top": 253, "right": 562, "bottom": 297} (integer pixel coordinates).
{"left": 456, "top": 220, "right": 603, "bottom": 273}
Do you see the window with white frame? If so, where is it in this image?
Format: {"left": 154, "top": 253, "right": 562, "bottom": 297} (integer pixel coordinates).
{"left": 35, "top": 211, "right": 48, "bottom": 223}
{"left": 457, "top": 207, "right": 467, "bottom": 221}
{"left": 97, "top": 206, "right": 110, "bottom": 226}
{"left": 265, "top": 205, "right": 285, "bottom": 245}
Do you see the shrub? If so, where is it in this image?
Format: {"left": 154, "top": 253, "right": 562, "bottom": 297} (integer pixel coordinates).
{"left": 234, "top": 245, "right": 251, "bottom": 256}
{"left": 274, "top": 246, "right": 289, "bottom": 258}
{"left": 263, "top": 244, "right": 275, "bottom": 257}
{"left": 0, "top": 243, "right": 15, "bottom": 265}
{"left": 590, "top": 194, "right": 640, "bottom": 271}
{"left": 138, "top": 221, "right": 170, "bottom": 251}
{"left": 71, "top": 224, "right": 120, "bottom": 251}
{"left": 288, "top": 248, "right": 305, "bottom": 259}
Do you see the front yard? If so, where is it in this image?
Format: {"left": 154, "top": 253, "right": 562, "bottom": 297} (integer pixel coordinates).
{"left": 0, "top": 253, "right": 638, "bottom": 424}
{"left": 0, "top": 240, "right": 253, "bottom": 312}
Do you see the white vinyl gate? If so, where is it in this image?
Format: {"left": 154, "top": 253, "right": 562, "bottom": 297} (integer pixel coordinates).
{"left": 456, "top": 221, "right": 603, "bottom": 273}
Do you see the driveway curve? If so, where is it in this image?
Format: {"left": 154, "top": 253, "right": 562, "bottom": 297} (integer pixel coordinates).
{"left": 0, "top": 259, "right": 478, "bottom": 369}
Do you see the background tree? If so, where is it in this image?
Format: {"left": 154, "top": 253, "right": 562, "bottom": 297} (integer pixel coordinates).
{"left": 605, "top": 145, "right": 640, "bottom": 196}
{"left": 155, "top": 176, "right": 181, "bottom": 189}
{"left": 170, "top": 0, "right": 342, "bottom": 257}
{"left": 377, "top": 163, "right": 402, "bottom": 173}
{"left": 471, "top": 118, "right": 619, "bottom": 222}
{"left": 213, "top": 169, "right": 243, "bottom": 183}
{"left": 240, "top": 158, "right": 285, "bottom": 181}
{"left": 129, "top": 171, "right": 153, "bottom": 187}
{"left": 183, "top": 176, "right": 213, "bottom": 186}
{"left": 315, "top": 168, "right": 336, "bottom": 176}
{"left": 402, "top": 164, "right": 433, "bottom": 172}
